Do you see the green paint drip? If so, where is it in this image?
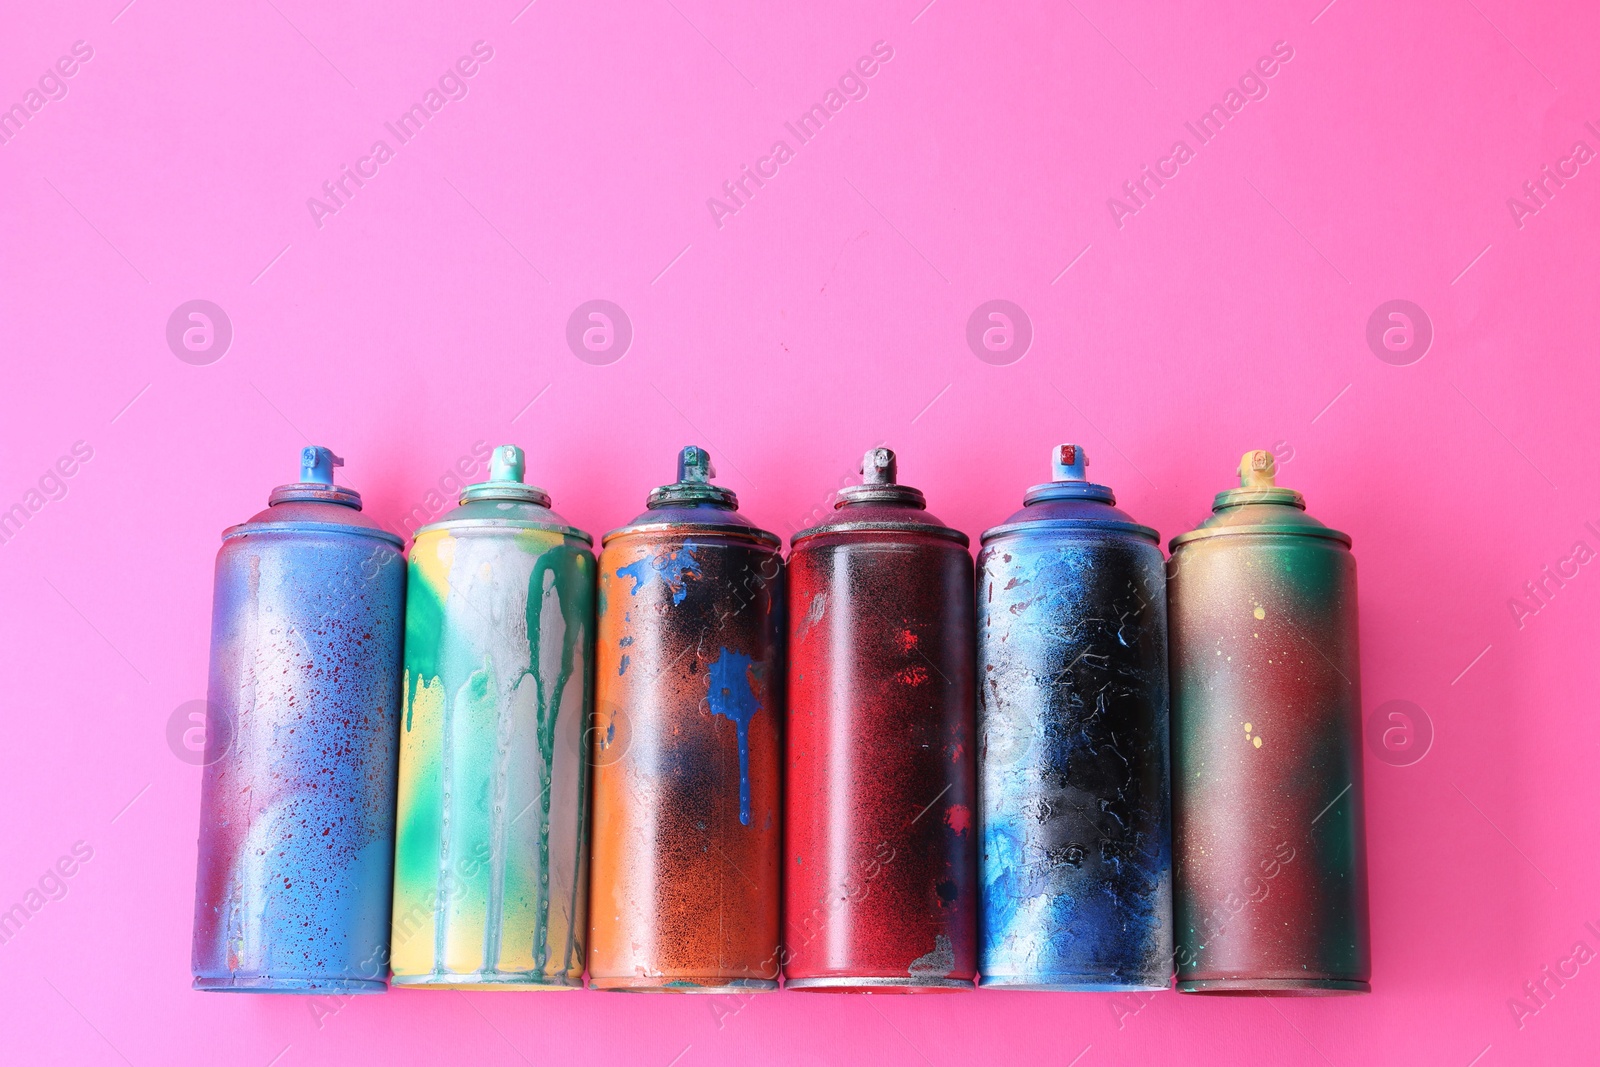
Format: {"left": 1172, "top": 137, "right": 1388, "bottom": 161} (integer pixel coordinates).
{"left": 404, "top": 559, "right": 446, "bottom": 731}
{"left": 522, "top": 543, "right": 592, "bottom": 972}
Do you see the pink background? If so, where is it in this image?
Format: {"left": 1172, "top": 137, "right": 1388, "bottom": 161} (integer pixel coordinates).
{"left": 2, "top": 0, "right": 1598, "bottom": 1063}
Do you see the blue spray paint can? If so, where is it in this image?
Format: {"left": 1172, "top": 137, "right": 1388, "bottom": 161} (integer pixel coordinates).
{"left": 192, "top": 447, "right": 406, "bottom": 993}
{"left": 977, "top": 445, "right": 1172, "bottom": 990}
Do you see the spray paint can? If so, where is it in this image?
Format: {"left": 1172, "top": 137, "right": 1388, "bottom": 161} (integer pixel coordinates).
{"left": 1169, "top": 450, "right": 1369, "bottom": 995}
{"left": 390, "top": 445, "right": 594, "bottom": 989}
{"left": 977, "top": 444, "right": 1172, "bottom": 990}
{"left": 588, "top": 447, "right": 783, "bottom": 992}
{"left": 192, "top": 447, "right": 405, "bottom": 993}
{"left": 785, "top": 448, "right": 976, "bottom": 992}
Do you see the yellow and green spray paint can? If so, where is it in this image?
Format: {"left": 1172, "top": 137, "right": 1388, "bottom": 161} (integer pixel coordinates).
{"left": 390, "top": 445, "right": 595, "bottom": 988}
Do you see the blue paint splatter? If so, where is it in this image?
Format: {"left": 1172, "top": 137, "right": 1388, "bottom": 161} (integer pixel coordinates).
{"left": 706, "top": 648, "right": 758, "bottom": 826}
{"left": 618, "top": 654, "right": 630, "bottom": 675}
{"left": 617, "top": 547, "right": 701, "bottom": 605}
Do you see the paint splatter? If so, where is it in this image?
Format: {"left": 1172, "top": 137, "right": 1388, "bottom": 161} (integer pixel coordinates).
{"left": 706, "top": 648, "right": 759, "bottom": 825}
{"left": 946, "top": 805, "right": 971, "bottom": 835}
{"left": 896, "top": 665, "right": 929, "bottom": 686}
{"left": 617, "top": 546, "right": 701, "bottom": 605}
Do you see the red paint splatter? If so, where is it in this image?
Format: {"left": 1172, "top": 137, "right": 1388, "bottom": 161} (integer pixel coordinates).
{"left": 896, "top": 666, "right": 928, "bottom": 686}
{"left": 896, "top": 629, "right": 919, "bottom": 653}
{"left": 945, "top": 805, "right": 970, "bottom": 835}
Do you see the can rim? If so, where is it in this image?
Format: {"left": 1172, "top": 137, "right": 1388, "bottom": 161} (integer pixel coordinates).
{"left": 979, "top": 517, "right": 1159, "bottom": 546}
{"left": 790, "top": 520, "right": 969, "bottom": 547}
{"left": 1168, "top": 522, "right": 1352, "bottom": 551}
{"left": 601, "top": 520, "right": 781, "bottom": 549}
{"left": 222, "top": 520, "right": 403, "bottom": 547}
{"left": 414, "top": 516, "right": 594, "bottom": 544}
{"left": 784, "top": 975, "right": 974, "bottom": 990}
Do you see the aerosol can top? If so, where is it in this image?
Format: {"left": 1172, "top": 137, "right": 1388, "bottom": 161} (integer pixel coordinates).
{"left": 606, "top": 446, "right": 778, "bottom": 548}
{"left": 459, "top": 444, "right": 553, "bottom": 507}
{"left": 267, "top": 446, "right": 363, "bottom": 508}
{"left": 792, "top": 447, "right": 967, "bottom": 546}
{"left": 230, "top": 446, "right": 399, "bottom": 544}
{"left": 1021, "top": 443, "right": 1115, "bottom": 505}
{"left": 418, "top": 443, "right": 589, "bottom": 542}
{"left": 980, "top": 443, "right": 1156, "bottom": 545}
{"left": 645, "top": 446, "right": 739, "bottom": 511}
{"left": 1168, "top": 448, "right": 1350, "bottom": 551}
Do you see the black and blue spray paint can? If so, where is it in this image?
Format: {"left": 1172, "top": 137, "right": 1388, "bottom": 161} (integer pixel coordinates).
{"left": 977, "top": 444, "right": 1172, "bottom": 990}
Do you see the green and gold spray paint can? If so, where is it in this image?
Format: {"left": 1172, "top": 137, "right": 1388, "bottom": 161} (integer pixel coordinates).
{"left": 1168, "top": 450, "right": 1370, "bottom": 995}
{"left": 390, "top": 445, "right": 595, "bottom": 989}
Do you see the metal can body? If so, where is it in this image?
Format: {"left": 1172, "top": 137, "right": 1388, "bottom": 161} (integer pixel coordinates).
{"left": 390, "top": 447, "right": 595, "bottom": 988}
{"left": 977, "top": 446, "right": 1172, "bottom": 990}
{"left": 588, "top": 448, "right": 783, "bottom": 992}
{"left": 1168, "top": 451, "right": 1370, "bottom": 995}
{"left": 192, "top": 449, "right": 405, "bottom": 993}
{"left": 784, "top": 449, "right": 977, "bottom": 992}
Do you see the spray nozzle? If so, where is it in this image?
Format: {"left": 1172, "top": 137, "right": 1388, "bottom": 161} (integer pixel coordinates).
{"left": 1238, "top": 449, "right": 1277, "bottom": 489}
{"left": 300, "top": 447, "right": 344, "bottom": 486}
{"left": 1052, "top": 444, "right": 1088, "bottom": 482}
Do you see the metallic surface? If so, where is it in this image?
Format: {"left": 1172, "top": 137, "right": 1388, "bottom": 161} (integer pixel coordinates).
{"left": 588, "top": 447, "right": 783, "bottom": 992}
{"left": 977, "top": 445, "right": 1172, "bottom": 990}
{"left": 192, "top": 447, "right": 405, "bottom": 993}
{"left": 390, "top": 445, "right": 594, "bottom": 989}
{"left": 1168, "top": 450, "right": 1370, "bottom": 995}
{"left": 785, "top": 448, "right": 977, "bottom": 992}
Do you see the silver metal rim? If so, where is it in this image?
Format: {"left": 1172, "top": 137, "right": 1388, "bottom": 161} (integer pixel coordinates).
{"left": 979, "top": 518, "right": 1159, "bottom": 546}
{"left": 222, "top": 520, "right": 403, "bottom": 547}
{"left": 978, "top": 975, "right": 1170, "bottom": 991}
{"left": 590, "top": 978, "right": 779, "bottom": 994}
{"left": 1169, "top": 523, "right": 1351, "bottom": 551}
{"left": 600, "top": 522, "right": 781, "bottom": 549}
{"left": 791, "top": 521, "right": 969, "bottom": 547}
{"left": 784, "top": 976, "right": 973, "bottom": 990}
{"left": 391, "top": 974, "right": 582, "bottom": 989}
{"left": 412, "top": 517, "right": 593, "bottom": 544}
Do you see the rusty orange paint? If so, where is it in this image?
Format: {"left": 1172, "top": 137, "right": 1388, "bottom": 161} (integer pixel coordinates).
{"left": 587, "top": 449, "right": 784, "bottom": 992}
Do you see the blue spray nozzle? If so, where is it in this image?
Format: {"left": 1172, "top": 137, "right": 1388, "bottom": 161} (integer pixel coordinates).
{"left": 1052, "top": 444, "right": 1088, "bottom": 482}
{"left": 300, "top": 446, "right": 344, "bottom": 485}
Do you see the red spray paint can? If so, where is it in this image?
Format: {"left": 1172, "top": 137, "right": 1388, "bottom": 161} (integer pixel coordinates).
{"left": 784, "top": 448, "right": 977, "bottom": 992}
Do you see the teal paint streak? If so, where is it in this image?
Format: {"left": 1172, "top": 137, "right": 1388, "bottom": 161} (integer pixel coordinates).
{"left": 706, "top": 648, "right": 758, "bottom": 825}
{"left": 522, "top": 543, "right": 593, "bottom": 972}
{"left": 403, "top": 557, "right": 445, "bottom": 731}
